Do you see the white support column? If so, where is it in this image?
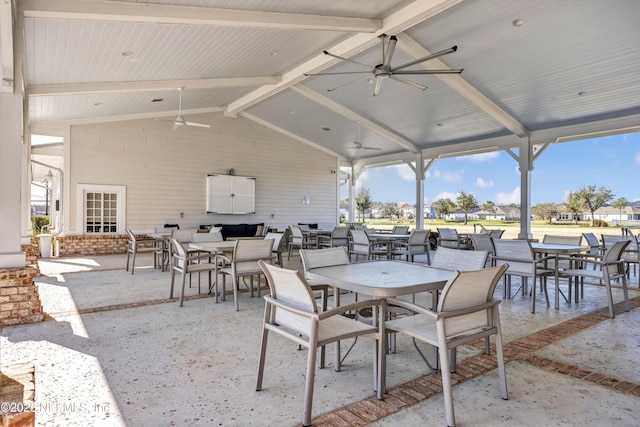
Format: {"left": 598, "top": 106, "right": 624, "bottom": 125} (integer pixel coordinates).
{"left": 0, "top": 91, "right": 27, "bottom": 268}
{"left": 415, "top": 153, "right": 425, "bottom": 230}
{"left": 349, "top": 166, "right": 356, "bottom": 223}
{"left": 518, "top": 138, "right": 533, "bottom": 240}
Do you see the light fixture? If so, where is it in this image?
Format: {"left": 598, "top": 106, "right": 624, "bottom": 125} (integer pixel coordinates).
{"left": 45, "top": 169, "right": 54, "bottom": 182}
{"left": 229, "top": 168, "right": 235, "bottom": 176}
{"left": 512, "top": 18, "right": 524, "bottom": 27}
{"left": 121, "top": 51, "right": 133, "bottom": 57}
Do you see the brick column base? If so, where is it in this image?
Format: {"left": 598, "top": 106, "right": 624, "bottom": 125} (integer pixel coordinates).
{"left": 0, "top": 267, "right": 44, "bottom": 327}
{"left": 0, "top": 364, "right": 35, "bottom": 427}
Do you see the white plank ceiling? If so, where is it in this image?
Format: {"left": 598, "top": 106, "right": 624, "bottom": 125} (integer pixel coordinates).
{"left": 4, "top": 0, "right": 640, "bottom": 168}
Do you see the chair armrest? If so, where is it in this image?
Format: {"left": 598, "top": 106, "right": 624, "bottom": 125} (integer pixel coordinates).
{"left": 318, "top": 298, "right": 384, "bottom": 321}
{"left": 385, "top": 298, "right": 437, "bottom": 319}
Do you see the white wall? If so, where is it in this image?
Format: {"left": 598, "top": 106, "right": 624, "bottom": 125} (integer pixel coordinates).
{"left": 67, "top": 113, "right": 339, "bottom": 234}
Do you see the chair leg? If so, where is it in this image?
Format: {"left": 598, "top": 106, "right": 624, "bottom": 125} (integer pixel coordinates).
{"left": 233, "top": 277, "right": 240, "bottom": 311}
{"left": 169, "top": 268, "right": 176, "bottom": 299}
{"left": 437, "top": 330, "right": 456, "bottom": 427}
{"left": 256, "top": 323, "right": 269, "bottom": 392}
{"left": 179, "top": 271, "right": 187, "bottom": 307}
{"left": 125, "top": 251, "right": 131, "bottom": 272}
{"left": 493, "top": 306, "right": 509, "bottom": 400}
{"left": 130, "top": 248, "right": 136, "bottom": 274}
{"left": 621, "top": 275, "right": 630, "bottom": 313}
{"left": 302, "top": 342, "right": 318, "bottom": 427}
{"left": 604, "top": 273, "right": 615, "bottom": 318}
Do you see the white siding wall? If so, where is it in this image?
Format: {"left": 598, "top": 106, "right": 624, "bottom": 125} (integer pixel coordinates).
{"left": 68, "top": 113, "right": 339, "bottom": 234}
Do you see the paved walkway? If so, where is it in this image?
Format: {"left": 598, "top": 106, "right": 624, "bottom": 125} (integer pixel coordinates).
{"left": 1, "top": 252, "right": 639, "bottom": 426}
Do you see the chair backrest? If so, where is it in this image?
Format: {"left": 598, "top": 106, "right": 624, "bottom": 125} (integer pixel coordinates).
{"left": 430, "top": 246, "right": 489, "bottom": 271}
{"left": 488, "top": 229, "right": 504, "bottom": 239}
{"left": 265, "top": 232, "right": 285, "bottom": 252}
{"left": 542, "top": 235, "right": 582, "bottom": 245}
{"left": 437, "top": 265, "right": 508, "bottom": 336}
{"left": 492, "top": 239, "right": 535, "bottom": 275}
{"left": 392, "top": 225, "right": 409, "bottom": 235}
{"left": 468, "top": 233, "right": 494, "bottom": 254}
{"left": 300, "top": 247, "right": 350, "bottom": 277}
{"left": 233, "top": 239, "right": 275, "bottom": 274}
{"left": 582, "top": 232, "right": 600, "bottom": 248}
{"left": 259, "top": 261, "right": 319, "bottom": 322}
{"left": 208, "top": 226, "right": 222, "bottom": 234}
{"left": 331, "top": 226, "right": 350, "bottom": 245}
{"left": 125, "top": 229, "right": 136, "bottom": 242}
{"left": 168, "top": 237, "right": 187, "bottom": 267}
{"left": 298, "top": 224, "right": 311, "bottom": 231}
{"left": 349, "top": 229, "right": 371, "bottom": 253}
{"left": 602, "top": 239, "right": 631, "bottom": 276}
{"left": 171, "top": 228, "right": 198, "bottom": 243}
{"left": 601, "top": 234, "right": 631, "bottom": 249}
{"left": 289, "top": 225, "right": 304, "bottom": 243}
{"left": 408, "top": 229, "right": 430, "bottom": 246}
{"left": 437, "top": 228, "right": 460, "bottom": 248}
{"left": 191, "top": 232, "right": 223, "bottom": 243}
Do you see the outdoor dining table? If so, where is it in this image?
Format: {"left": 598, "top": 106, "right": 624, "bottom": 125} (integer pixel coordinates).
{"left": 368, "top": 233, "right": 411, "bottom": 257}
{"left": 530, "top": 243, "right": 589, "bottom": 309}
{"left": 306, "top": 260, "right": 455, "bottom": 386}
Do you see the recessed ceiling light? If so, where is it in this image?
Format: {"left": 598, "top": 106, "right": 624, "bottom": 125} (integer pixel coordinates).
{"left": 290, "top": 110, "right": 295, "bottom": 114}
{"left": 578, "top": 91, "right": 587, "bottom": 96}
{"left": 321, "top": 126, "right": 331, "bottom": 132}
{"left": 151, "top": 98, "right": 164, "bottom": 103}
{"left": 270, "top": 52, "right": 278, "bottom": 56}
{"left": 121, "top": 51, "right": 133, "bottom": 57}
{"left": 93, "top": 102, "right": 103, "bottom": 106}
{"left": 512, "top": 19, "right": 524, "bottom": 27}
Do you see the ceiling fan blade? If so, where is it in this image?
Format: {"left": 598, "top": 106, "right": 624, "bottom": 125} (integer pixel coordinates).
{"left": 390, "top": 75, "right": 428, "bottom": 91}
{"left": 327, "top": 75, "right": 372, "bottom": 92}
{"left": 392, "top": 69, "right": 463, "bottom": 75}
{"left": 382, "top": 36, "right": 397, "bottom": 69}
{"left": 391, "top": 46, "right": 458, "bottom": 72}
{"left": 361, "top": 146, "right": 382, "bottom": 150}
{"left": 373, "top": 78, "right": 383, "bottom": 96}
{"left": 185, "top": 121, "right": 210, "bottom": 128}
{"left": 171, "top": 122, "right": 182, "bottom": 131}
{"left": 322, "top": 50, "right": 374, "bottom": 69}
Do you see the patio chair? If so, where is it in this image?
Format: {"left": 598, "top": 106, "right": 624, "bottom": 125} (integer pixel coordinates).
{"left": 392, "top": 225, "right": 409, "bottom": 235}
{"left": 467, "top": 233, "right": 495, "bottom": 266}
{"left": 216, "top": 239, "right": 275, "bottom": 311}
{"left": 264, "top": 232, "right": 285, "bottom": 266}
{"left": 317, "top": 226, "right": 350, "bottom": 252}
{"left": 287, "top": 225, "right": 316, "bottom": 260}
{"left": 168, "top": 237, "right": 219, "bottom": 306}
{"left": 349, "top": 229, "right": 388, "bottom": 261}
{"left": 491, "top": 239, "right": 555, "bottom": 314}
{"left": 384, "top": 264, "right": 509, "bottom": 427}
{"left": 488, "top": 229, "right": 505, "bottom": 239}
{"left": 437, "top": 228, "right": 469, "bottom": 249}
{"left": 125, "top": 229, "right": 160, "bottom": 274}
{"left": 601, "top": 234, "right": 640, "bottom": 278}
{"left": 390, "top": 229, "right": 431, "bottom": 264}
{"left": 256, "top": 261, "right": 384, "bottom": 427}
{"left": 557, "top": 240, "right": 630, "bottom": 318}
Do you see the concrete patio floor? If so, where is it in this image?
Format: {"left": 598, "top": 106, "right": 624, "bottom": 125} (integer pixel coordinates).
{"left": 2, "top": 252, "right": 640, "bottom": 426}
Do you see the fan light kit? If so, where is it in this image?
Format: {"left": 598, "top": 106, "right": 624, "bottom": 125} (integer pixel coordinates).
{"left": 305, "top": 34, "right": 463, "bottom": 96}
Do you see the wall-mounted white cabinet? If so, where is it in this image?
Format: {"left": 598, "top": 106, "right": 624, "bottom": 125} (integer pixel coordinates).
{"left": 206, "top": 174, "right": 255, "bottom": 214}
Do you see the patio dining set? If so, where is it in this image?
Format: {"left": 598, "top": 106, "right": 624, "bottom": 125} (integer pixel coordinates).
{"left": 121, "top": 223, "right": 640, "bottom": 426}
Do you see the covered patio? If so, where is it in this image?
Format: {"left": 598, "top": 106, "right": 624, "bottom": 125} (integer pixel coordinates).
{"left": 2, "top": 252, "right": 639, "bottom": 426}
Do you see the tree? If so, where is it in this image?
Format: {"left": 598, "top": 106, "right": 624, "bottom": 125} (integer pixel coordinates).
{"left": 481, "top": 201, "right": 497, "bottom": 220}
{"left": 564, "top": 191, "right": 584, "bottom": 224}
{"left": 433, "top": 198, "right": 455, "bottom": 220}
{"left": 612, "top": 197, "right": 628, "bottom": 222}
{"left": 456, "top": 191, "right": 479, "bottom": 225}
{"left": 573, "top": 184, "right": 614, "bottom": 226}
{"left": 380, "top": 202, "right": 400, "bottom": 219}
{"left": 355, "top": 187, "right": 374, "bottom": 222}
{"left": 531, "top": 202, "right": 560, "bottom": 224}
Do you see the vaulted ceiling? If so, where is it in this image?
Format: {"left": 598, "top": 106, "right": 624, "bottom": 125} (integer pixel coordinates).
{"left": 4, "top": 0, "right": 640, "bottom": 173}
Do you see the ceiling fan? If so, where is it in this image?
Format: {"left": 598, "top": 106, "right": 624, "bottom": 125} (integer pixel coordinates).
{"left": 304, "top": 34, "right": 463, "bottom": 96}
{"left": 163, "top": 87, "right": 210, "bottom": 130}
{"left": 348, "top": 122, "right": 380, "bottom": 151}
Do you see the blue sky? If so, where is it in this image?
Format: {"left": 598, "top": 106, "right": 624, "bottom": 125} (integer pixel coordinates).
{"left": 341, "top": 132, "right": 640, "bottom": 206}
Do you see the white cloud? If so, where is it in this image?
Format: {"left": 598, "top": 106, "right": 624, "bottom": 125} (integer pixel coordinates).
{"left": 476, "top": 177, "right": 494, "bottom": 188}
{"left": 357, "top": 169, "right": 370, "bottom": 184}
{"left": 495, "top": 187, "right": 520, "bottom": 204}
{"left": 390, "top": 164, "right": 416, "bottom": 181}
{"left": 459, "top": 151, "right": 500, "bottom": 163}
{"left": 635, "top": 150, "right": 640, "bottom": 166}
{"left": 433, "top": 169, "right": 462, "bottom": 182}
{"left": 434, "top": 191, "right": 458, "bottom": 201}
